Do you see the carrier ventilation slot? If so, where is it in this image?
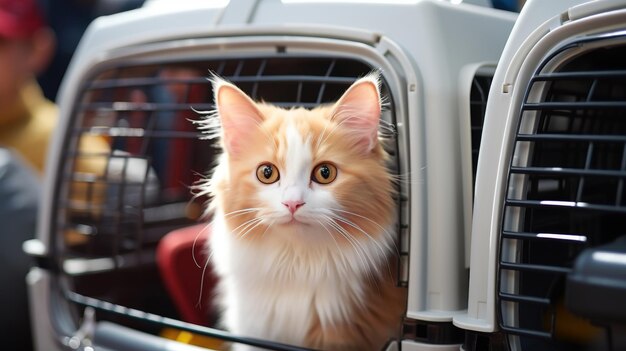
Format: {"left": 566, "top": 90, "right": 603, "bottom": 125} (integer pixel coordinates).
{"left": 499, "top": 41, "right": 626, "bottom": 349}
{"left": 470, "top": 72, "right": 492, "bottom": 185}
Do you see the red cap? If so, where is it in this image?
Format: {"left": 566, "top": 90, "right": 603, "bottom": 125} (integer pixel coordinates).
{"left": 0, "top": 0, "right": 46, "bottom": 39}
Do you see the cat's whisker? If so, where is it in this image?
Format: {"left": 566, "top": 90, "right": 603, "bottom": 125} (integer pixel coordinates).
{"left": 231, "top": 217, "right": 263, "bottom": 236}
{"left": 316, "top": 219, "right": 352, "bottom": 273}
{"left": 236, "top": 217, "right": 263, "bottom": 236}
{"left": 325, "top": 217, "right": 382, "bottom": 292}
{"left": 328, "top": 214, "right": 390, "bottom": 256}
{"left": 329, "top": 214, "right": 394, "bottom": 282}
{"left": 329, "top": 208, "right": 399, "bottom": 259}
{"left": 196, "top": 249, "right": 214, "bottom": 308}
{"left": 316, "top": 219, "right": 340, "bottom": 249}
{"left": 329, "top": 208, "right": 390, "bottom": 229}
{"left": 323, "top": 219, "right": 370, "bottom": 274}
{"left": 329, "top": 208, "right": 394, "bottom": 241}
{"left": 238, "top": 219, "right": 265, "bottom": 240}
{"left": 193, "top": 222, "right": 214, "bottom": 306}
{"left": 321, "top": 215, "right": 379, "bottom": 284}
{"left": 192, "top": 222, "right": 212, "bottom": 269}
{"left": 260, "top": 220, "right": 275, "bottom": 238}
{"left": 222, "top": 208, "right": 261, "bottom": 218}
{"left": 388, "top": 173, "right": 416, "bottom": 185}
{"left": 321, "top": 216, "right": 364, "bottom": 259}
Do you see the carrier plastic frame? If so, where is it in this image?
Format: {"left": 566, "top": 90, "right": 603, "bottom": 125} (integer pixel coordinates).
{"left": 26, "top": 1, "right": 516, "bottom": 350}
{"left": 455, "top": 1, "right": 626, "bottom": 351}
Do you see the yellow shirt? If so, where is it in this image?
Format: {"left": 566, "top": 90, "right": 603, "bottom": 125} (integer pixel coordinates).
{"left": 0, "top": 81, "right": 58, "bottom": 175}
{"left": 0, "top": 81, "right": 111, "bottom": 177}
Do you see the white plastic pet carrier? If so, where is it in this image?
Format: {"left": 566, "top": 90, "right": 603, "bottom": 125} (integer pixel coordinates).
{"left": 454, "top": 0, "right": 626, "bottom": 350}
{"left": 25, "top": 1, "right": 515, "bottom": 350}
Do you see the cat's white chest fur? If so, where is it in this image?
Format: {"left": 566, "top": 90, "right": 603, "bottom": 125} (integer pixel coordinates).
{"left": 209, "top": 213, "right": 388, "bottom": 348}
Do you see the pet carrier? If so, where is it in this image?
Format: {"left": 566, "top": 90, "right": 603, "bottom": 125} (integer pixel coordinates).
{"left": 454, "top": 0, "right": 626, "bottom": 350}
{"left": 24, "top": 0, "right": 515, "bottom": 350}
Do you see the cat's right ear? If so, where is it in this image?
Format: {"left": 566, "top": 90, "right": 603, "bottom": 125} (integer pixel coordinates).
{"left": 212, "top": 77, "right": 264, "bottom": 155}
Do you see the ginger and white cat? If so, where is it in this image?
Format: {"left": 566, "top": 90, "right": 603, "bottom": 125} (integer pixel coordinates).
{"left": 200, "top": 73, "right": 406, "bottom": 350}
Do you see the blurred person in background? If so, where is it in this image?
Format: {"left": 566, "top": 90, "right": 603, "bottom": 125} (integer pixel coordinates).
{"left": 0, "top": 1, "right": 55, "bottom": 349}
{"left": 0, "top": 148, "right": 40, "bottom": 351}
{"left": 0, "top": 0, "right": 114, "bottom": 176}
{"left": 0, "top": 1, "right": 109, "bottom": 349}
{"left": 0, "top": 0, "right": 57, "bottom": 174}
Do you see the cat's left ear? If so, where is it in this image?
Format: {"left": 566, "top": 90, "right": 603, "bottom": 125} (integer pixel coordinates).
{"left": 330, "top": 72, "right": 382, "bottom": 153}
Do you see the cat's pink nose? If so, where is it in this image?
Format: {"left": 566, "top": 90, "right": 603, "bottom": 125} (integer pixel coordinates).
{"left": 282, "top": 200, "right": 305, "bottom": 214}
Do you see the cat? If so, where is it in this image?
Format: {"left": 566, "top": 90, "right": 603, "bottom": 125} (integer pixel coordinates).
{"left": 198, "top": 72, "right": 406, "bottom": 350}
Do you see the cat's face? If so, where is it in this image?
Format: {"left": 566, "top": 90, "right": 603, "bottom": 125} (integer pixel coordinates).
{"left": 208, "top": 74, "right": 394, "bottom": 245}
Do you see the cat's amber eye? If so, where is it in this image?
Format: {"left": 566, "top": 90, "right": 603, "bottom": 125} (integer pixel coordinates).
{"left": 256, "top": 163, "right": 280, "bottom": 184}
{"left": 311, "top": 163, "right": 337, "bottom": 184}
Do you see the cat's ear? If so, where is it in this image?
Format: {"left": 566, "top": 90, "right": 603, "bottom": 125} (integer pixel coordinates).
{"left": 212, "top": 77, "right": 264, "bottom": 155}
{"left": 330, "top": 73, "right": 381, "bottom": 153}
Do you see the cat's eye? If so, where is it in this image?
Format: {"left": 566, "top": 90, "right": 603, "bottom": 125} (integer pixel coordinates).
{"left": 311, "top": 163, "right": 337, "bottom": 184}
{"left": 256, "top": 163, "right": 280, "bottom": 184}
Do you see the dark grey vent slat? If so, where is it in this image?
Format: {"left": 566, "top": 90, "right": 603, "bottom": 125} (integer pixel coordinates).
{"left": 524, "top": 101, "right": 626, "bottom": 110}
{"left": 73, "top": 128, "right": 203, "bottom": 139}
{"left": 500, "top": 262, "right": 571, "bottom": 274}
{"left": 532, "top": 70, "right": 626, "bottom": 81}
{"left": 80, "top": 102, "right": 215, "bottom": 112}
{"left": 88, "top": 77, "right": 209, "bottom": 88}
{"left": 501, "top": 230, "right": 587, "bottom": 243}
{"left": 506, "top": 199, "right": 626, "bottom": 213}
{"left": 510, "top": 166, "right": 626, "bottom": 178}
{"left": 499, "top": 325, "right": 553, "bottom": 339}
{"left": 517, "top": 133, "right": 626, "bottom": 143}
{"left": 81, "top": 101, "right": 321, "bottom": 112}
{"left": 88, "top": 75, "right": 357, "bottom": 90}
{"left": 65, "top": 175, "right": 145, "bottom": 186}
{"left": 499, "top": 292, "right": 551, "bottom": 306}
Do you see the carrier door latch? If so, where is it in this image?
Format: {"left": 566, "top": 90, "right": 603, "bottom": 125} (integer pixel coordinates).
{"left": 67, "top": 307, "right": 97, "bottom": 350}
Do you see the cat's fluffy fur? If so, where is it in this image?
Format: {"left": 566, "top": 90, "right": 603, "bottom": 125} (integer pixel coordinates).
{"left": 200, "top": 73, "right": 406, "bottom": 350}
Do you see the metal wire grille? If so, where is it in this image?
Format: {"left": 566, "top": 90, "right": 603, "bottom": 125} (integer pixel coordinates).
{"left": 56, "top": 54, "right": 403, "bottom": 333}
{"left": 499, "top": 41, "right": 626, "bottom": 348}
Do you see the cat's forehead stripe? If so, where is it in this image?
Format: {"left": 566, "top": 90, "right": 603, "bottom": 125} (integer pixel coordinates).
{"left": 284, "top": 121, "right": 312, "bottom": 185}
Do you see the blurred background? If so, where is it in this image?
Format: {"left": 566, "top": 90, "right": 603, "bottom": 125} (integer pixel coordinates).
{"left": 38, "top": 0, "right": 146, "bottom": 100}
